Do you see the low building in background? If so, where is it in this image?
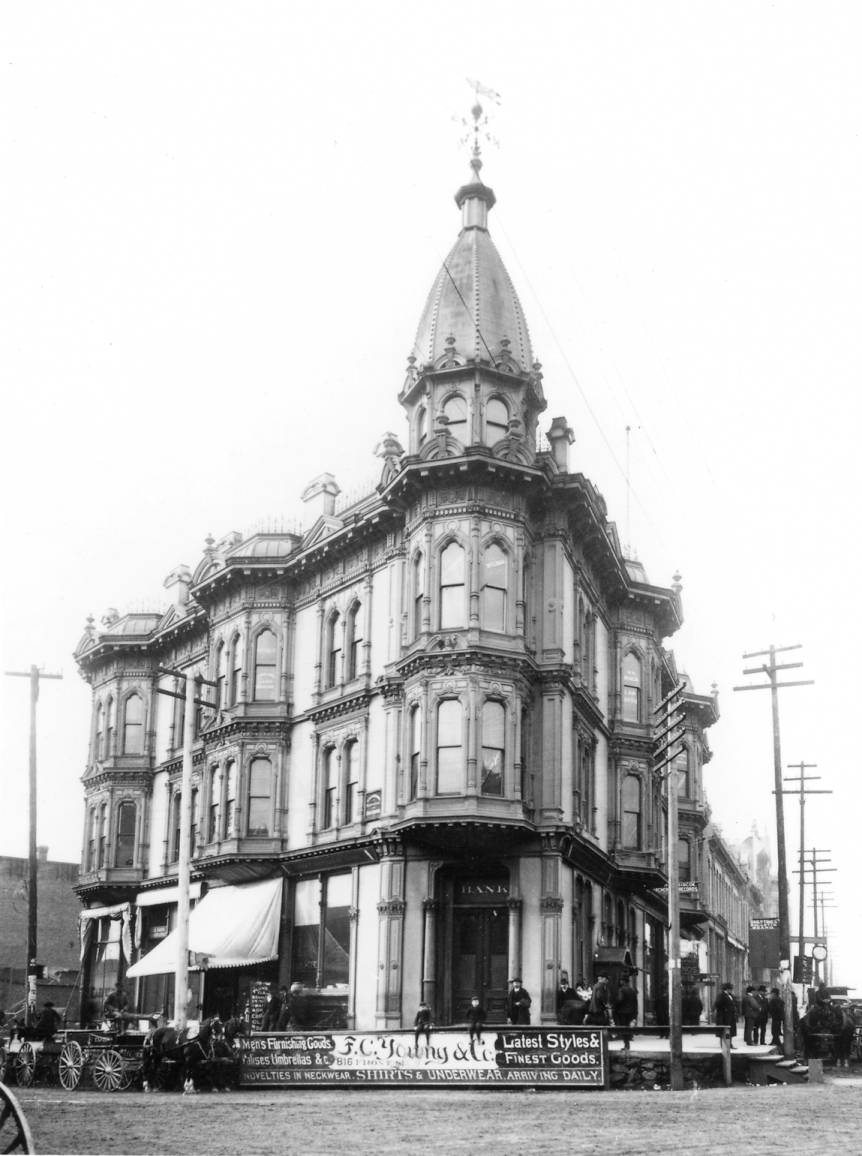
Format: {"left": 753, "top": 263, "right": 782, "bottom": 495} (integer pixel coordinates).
{"left": 0, "top": 847, "right": 80, "bottom": 1022}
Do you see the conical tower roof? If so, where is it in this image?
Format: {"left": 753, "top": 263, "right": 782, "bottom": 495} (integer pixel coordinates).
{"left": 411, "top": 165, "right": 534, "bottom": 376}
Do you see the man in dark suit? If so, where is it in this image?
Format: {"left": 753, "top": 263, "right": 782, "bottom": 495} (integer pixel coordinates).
{"left": 713, "top": 982, "right": 738, "bottom": 1048}
{"left": 506, "top": 978, "right": 532, "bottom": 1025}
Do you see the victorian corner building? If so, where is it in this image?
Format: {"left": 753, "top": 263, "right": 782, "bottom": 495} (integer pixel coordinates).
{"left": 74, "top": 158, "right": 756, "bottom": 1030}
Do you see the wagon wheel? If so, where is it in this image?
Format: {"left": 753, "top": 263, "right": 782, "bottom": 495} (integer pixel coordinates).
{"left": 14, "top": 1045, "right": 35, "bottom": 1089}
{"left": 58, "top": 1041, "right": 84, "bottom": 1091}
{"left": 91, "top": 1049, "right": 127, "bottom": 1092}
{"left": 0, "top": 1083, "right": 36, "bottom": 1154}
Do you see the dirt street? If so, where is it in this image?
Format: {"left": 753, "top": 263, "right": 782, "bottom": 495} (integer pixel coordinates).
{"left": 13, "top": 1081, "right": 862, "bottom": 1156}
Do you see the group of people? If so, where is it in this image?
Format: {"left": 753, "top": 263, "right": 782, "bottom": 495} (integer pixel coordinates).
{"left": 556, "top": 972, "right": 638, "bottom": 1027}
{"left": 713, "top": 981, "right": 786, "bottom": 1048}
{"left": 259, "top": 982, "right": 310, "bottom": 1031}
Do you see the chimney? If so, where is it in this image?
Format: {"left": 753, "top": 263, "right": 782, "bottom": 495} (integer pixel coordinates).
{"left": 301, "top": 473, "right": 340, "bottom": 520}
{"left": 547, "top": 417, "right": 575, "bottom": 472}
{"left": 164, "top": 565, "right": 193, "bottom": 613}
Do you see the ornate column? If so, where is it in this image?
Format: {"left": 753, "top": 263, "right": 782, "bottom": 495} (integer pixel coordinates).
{"left": 421, "top": 899, "right": 439, "bottom": 1011}
{"left": 541, "top": 895, "right": 564, "bottom": 1019}
{"left": 507, "top": 898, "right": 522, "bottom": 986}
{"left": 375, "top": 848, "right": 406, "bottom": 1028}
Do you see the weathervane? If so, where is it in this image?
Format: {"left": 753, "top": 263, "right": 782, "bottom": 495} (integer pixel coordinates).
{"left": 456, "top": 78, "right": 501, "bottom": 180}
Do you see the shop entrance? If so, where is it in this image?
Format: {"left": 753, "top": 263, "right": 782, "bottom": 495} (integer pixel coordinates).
{"left": 441, "top": 870, "right": 510, "bottom": 1024}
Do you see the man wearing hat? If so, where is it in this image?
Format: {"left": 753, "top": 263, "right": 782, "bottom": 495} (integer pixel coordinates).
{"left": 506, "top": 977, "right": 532, "bottom": 1025}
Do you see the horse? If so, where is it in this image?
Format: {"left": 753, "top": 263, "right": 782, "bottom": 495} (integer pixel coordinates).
{"left": 831, "top": 1006, "right": 856, "bottom": 1069}
{"left": 142, "top": 1017, "right": 222, "bottom": 1093}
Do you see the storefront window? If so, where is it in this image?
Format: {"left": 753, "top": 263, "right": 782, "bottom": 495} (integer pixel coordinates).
{"left": 291, "top": 873, "right": 351, "bottom": 989}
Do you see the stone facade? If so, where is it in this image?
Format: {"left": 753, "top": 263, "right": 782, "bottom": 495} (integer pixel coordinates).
{"left": 73, "top": 158, "right": 750, "bottom": 1031}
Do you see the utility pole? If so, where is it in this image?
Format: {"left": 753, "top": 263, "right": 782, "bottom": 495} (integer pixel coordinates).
{"left": 794, "top": 849, "right": 835, "bottom": 988}
{"left": 154, "top": 667, "right": 216, "bottom": 1029}
{"left": 734, "top": 644, "right": 813, "bottom": 1059}
{"left": 780, "top": 763, "right": 831, "bottom": 985}
{"left": 653, "top": 682, "right": 687, "bottom": 1091}
{"left": 5, "top": 664, "right": 63, "bottom": 1024}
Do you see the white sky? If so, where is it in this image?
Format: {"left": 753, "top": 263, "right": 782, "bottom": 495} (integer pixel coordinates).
{"left": 1, "top": 2, "right": 860, "bottom": 985}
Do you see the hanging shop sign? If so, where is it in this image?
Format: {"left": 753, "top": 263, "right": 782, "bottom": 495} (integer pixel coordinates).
{"left": 239, "top": 1027, "right": 608, "bottom": 1088}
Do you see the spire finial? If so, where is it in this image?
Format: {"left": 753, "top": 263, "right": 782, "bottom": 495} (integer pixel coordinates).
{"left": 460, "top": 79, "right": 501, "bottom": 181}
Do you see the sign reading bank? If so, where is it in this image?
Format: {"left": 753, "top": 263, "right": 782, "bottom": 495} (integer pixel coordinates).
{"left": 240, "top": 1028, "right": 608, "bottom": 1088}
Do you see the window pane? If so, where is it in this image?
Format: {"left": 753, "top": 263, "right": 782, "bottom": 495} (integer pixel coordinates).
{"left": 249, "top": 758, "right": 272, "bottom": 797}
{"left": 487, "top": 398, "right": 508, "bottom": 429}
{"left": 440, "top": 543, "right": 464, "bottom": 584}
{"left": 444, "top": 395, "right": 467, "bottom": 437}
{"left": 436, "top": 747, "right": 461, "bottom": 794}
{"left": 440, "top": 586, "right": 463, "bottom": 629}
{"left": 438, "top": 701, "right": 461, "bottom": 746}
{"left": 481, "top": 747, "right": 503, "bottom": 795}
{"left": 483, "top": 586, "right": 505, "bottom": 631}
{"left": 255, "top": 631, "right": 277, "bottom": 700}
{"left": 622, "top": 776, "right": 640, "bottom": 811}
{"left": 483, "top": 702, "right": 504, "bottom": 747}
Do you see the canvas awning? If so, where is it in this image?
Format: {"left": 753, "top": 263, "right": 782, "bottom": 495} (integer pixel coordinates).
{"left": 135, "top": 882, "right": 202, "bottom": 907}
{"left": 126, "top": 876, "right": 282, "bottom": 977}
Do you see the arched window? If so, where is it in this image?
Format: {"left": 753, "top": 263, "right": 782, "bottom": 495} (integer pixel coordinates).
{"left": 344, "top": 741, "right": 359, "bottom": 825}
{"left": 481, "top": 543, "right": 507, "bottom": 632}
{"left": 417, "top": 406, "right": 428, "bottom": 449}
{"left": 230, "top": 635, "right": 243, "bottom": 705}
{"left": 173, "top": 679, "right": 185, "bottom": 745}
{"left": 485, "top": 397, "right": 508, "bottom": 444}
{"left": 678, "top": 839, "right": 691, "bottom": 883}
{"left": 115, "top": 802, "right": 136, "bottom": 867}
{"left": 224, "top": 761, "right": 237, "bottom": 838}
{"left": 253, "top": 630, "right": 277, "bottom": 701}
{"left": 621, "top": 775, "right": 641, "bottom": 849}
{"left": 322, "top": 749, "right": 338, "bottom": 830}
{"left": 325, "top": 612, "right": 341, "bottom": 688}
{"left": 105, "top": 697, "right": 114, "bottom": 757}
{"left": 436, "top": 700, "right": 462, "bottom": 794}
{"left": 443, "top": 394, "right": 468, "bottom": 443}
{"left": 87, "top": 807, "right": 98, "bottom": 871}
{"left": 94, "top": 702, "right": 104, "bottom": 762}
{"left": 98, "top": 803, "right": 108, "bottom": 868}
{"left": 439, "top": 542, "right": 465, "bottom": 629}
{"left": 190, "top": 787, "right": 199, "bottom": 854}
{"left": 412, "top": 553, "right": 424, "bottom": 640}
{"left": 123, "top": 694, "right": 144, "bottom": 755}
{"left": 346, "top": 602, "right": 362, "bottom": 681}
{"left": 410, "top": 705, "right": 421, "bottom": 800}
{"left": 247, "top": 757, "right": 272, "bottom": 836}
{"left": 481, "top": 701, "right": 505, "bottom": 796}
{"left": 208, "top": 765, "right": 221, "bottom": 843}
{"left": 675, "top": 748, "right": 691, "bottom": 798}
{"left": 171, "top": 793, "right": 182, "bottom": 863}
{"left": 215, "top": 641, "right": 226, "bottom": 711}
{"left": 622, "top": 653, "right": 642, "bottom": 722}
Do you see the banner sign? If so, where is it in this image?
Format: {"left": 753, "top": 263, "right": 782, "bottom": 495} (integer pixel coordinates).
{"left": 239, "top": 1028, "right": 608, "bottom": 1088}
{"left": 750, "top": 918, "right": 779, "bottom": 930}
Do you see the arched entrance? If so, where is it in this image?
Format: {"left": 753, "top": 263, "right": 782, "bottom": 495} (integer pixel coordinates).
{"left": 438, "top": 868, "right": 510, "bottom": 1024}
